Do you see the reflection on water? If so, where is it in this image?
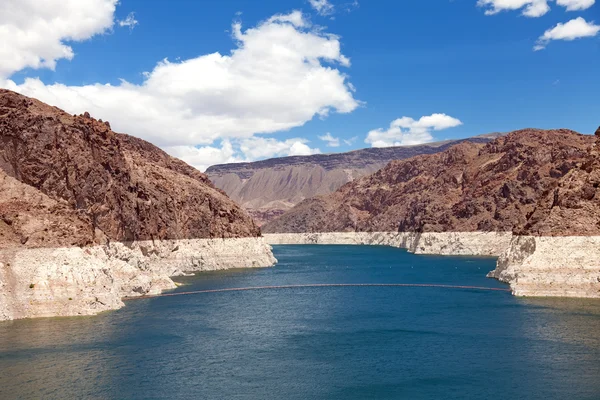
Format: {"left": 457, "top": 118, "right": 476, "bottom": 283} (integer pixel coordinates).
{"left": 518, "top": 297, "right": 600, "bottom": 349}
{"left": 1, "top": 245, "right": 599, "bottom": 400}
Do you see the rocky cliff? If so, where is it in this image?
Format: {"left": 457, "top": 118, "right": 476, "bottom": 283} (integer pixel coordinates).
{"left": 0, "top": 90, "right": 260, "bottom": 242}
{"left": 263, "top": 128, "right": 600, "bottom": 298}
{"left": 263, "top": 129, "right": 594, "bottom": 234}
{"left": 206, "top": 134, "right": 504, "bottom": 225}
{"left": 0, "top": 90, "right": 276, "bottom": 320}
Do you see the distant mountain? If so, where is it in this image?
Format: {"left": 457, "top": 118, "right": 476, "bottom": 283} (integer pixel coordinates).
{"left": 206, "top": 133, "right": 506, "bottom": 225}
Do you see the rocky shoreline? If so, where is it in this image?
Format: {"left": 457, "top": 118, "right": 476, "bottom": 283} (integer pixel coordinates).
{"left": 0, "top": 238, "right": 276, "bottom": 321}
{"left": 264, "top": 232, "right": 600, "bottom": 298}
{"left": 0, "top": 90, "right": 279, "bottom": 322}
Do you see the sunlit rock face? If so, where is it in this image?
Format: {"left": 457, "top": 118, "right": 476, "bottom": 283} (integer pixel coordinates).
{"left": 0, "top": 89, "right": 276, "bottom": 321}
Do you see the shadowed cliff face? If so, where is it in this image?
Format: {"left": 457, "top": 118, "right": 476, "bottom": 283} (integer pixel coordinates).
{"left": 0, "top": 89, "right": 260, "bottom": 248}
{"left": 206, "top": 134, "right": 505, "bottom": 225}
{"left": 263, "top": 129, "right": 598, "bottom": 235}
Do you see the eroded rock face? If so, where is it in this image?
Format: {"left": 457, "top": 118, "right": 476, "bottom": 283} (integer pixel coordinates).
{"left": 519, "top": 126, "right": 600, "bottom": 236}
{"left": 0, "top": 89, "right": 260, "bottom": 244}
{"left": 0, "top": 170, "right": 99, "bottom": 249}
{"left": 0, "top": 89, "right": 275, "bottom": 320}
{"left": 263, "top": 129, "right": 596, "bottom": 235}
{"left": 0, "top": 238, "right": 276, "bottom": 321}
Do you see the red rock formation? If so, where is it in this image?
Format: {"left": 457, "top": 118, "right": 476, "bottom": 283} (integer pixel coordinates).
{"left": 0, "top": 89, "right": 260, "bottom": 248}
{"left": 519, "top": 126, "right": 600, "bottom": 235}
{"left": 263, "top": 129, "right": 597, "bottom": 235}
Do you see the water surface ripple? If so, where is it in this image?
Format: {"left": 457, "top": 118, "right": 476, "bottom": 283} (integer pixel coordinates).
{"left": 1, "top": 245, "right": 599, "bottom": 399}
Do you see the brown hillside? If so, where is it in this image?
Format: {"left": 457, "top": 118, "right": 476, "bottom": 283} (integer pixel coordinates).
{"left": 263, "top": 129, "right": 598, "bottom": 235}
{"left": 0, "top": 89, "right": 260, "bottom": 248}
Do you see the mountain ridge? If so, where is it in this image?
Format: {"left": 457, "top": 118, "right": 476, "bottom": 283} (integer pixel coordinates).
{"left": 0, "top": 89, "right": 276, "bottom": 321}
{"left": 206, "top": 133, "right": 507, "bottom": 225}
{"left": 0, "top": 89, "right": 261, "bottom": 248}
{"left": 262, "top": 128, "right": 598, "bottom": 235}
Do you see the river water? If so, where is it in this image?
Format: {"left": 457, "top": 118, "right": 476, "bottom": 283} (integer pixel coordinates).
{"left": 1, "top": 245, "right": 599, "bottom": 399}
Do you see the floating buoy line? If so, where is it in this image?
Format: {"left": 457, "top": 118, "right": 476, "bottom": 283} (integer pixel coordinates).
{"left": 124, "top": 283, "right": 511, "bottom": 301}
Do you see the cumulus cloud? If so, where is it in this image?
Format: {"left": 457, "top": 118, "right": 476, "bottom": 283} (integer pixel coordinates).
{"left": 556, "top": 0, "right": 595, "bottom": 11}
{"left": 309, "top": 0, "right": 335, "bottom": 16}
{"left": 239, "top": 137, "right": 321, "bottom": 160}
{"left": 165, "top": 141, "right": 242, "bottom": 172}
{"left": 365, "top": 114, "right": 463, "bottom": 148}
{"left": 0, "top": 0, "right": 118, "bottom": 77}
{"left": 477, "top": 0, "right": 551, "bottom": 17}
{"left": 2, "top": 9, "right": 358, "bottom": 170}
{"left": 477, "top": 0, "right": 595, "bottom": 16}
{"left": 318, "top": 132, "right": 341, "bottom": 147}
{"left": 534, "top": 17, "right": 600, "bottom": 50}
{"left": 118, "top": 12, "right": 139, "bottom": 31}
{"left": 164, "top": 137, "right": 322, "bottom": 171}
{"left": 266, "top": 10, "right": 309, "bottom": 27}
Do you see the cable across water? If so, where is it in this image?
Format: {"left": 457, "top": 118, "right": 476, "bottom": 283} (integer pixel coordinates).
{"left": 124, "top": 283, "right": 511, "bottom": 301}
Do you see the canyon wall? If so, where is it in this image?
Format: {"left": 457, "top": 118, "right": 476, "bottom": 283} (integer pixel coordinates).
{"left": 263, "top": 128, "right": 600, "bottom": 298}
{"left": 489, "top": 236, "right": 600, "bottom": 298}
{"left": 264, "top": 232, "right": 512, "bottom": 256}
{"left": 0, "top": 90, "right": 276, "bottom": 321}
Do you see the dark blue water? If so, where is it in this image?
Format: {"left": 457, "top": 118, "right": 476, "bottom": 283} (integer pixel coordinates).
{"left": 1, "top": 245, "right": 600, "bottom": 399}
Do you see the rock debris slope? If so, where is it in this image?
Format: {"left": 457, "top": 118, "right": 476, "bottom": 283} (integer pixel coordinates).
{"left": 0, "top": 89, "right": 275, "bottom": 320}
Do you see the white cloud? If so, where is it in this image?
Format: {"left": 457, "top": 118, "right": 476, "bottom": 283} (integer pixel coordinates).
{"left": 164, "top": 136, "right": 323, "bottom": 171}
{"left": 556, "top": 0, "right": 595, "bottom": 11}
{"left": 266, "top": 10, "right": 308, "bottom": 27}
{"left": 309, "top": 0, "right": 335, "bottom": 16}
{"left": 365, "top": 114, "right": 463, "bottom": 148}
{"left": 0, "top": 0, "right": 118, "bottom": 77}
{"left": 534, "top": 17, "right": 600, "bottom": 50}
{"left": 477, "top": 0, "right": 551, "bottom": 17}
{"left": 343, "top": 136, "right": 358, "bottom": 146}
{"left": 165, "top": 141, "right": 241, "bottom": 172}
{"left": 118, "top": 12, "right": 139, "bottom": 31}
{"left": 239, "top": 137, "right": 321, "bottom": 160}
{"left": 318, "top": 132, "right": 341, "bottom": 147}
{"left": 2, "top": 10, "right": 358, "bottom": 171}
{"left": 477, "top": 0, "right": 595, "bottom": 16}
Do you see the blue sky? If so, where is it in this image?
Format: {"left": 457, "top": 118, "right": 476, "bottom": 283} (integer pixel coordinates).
{"left": 1, "top": 0, "right": 599, "bottom": 170}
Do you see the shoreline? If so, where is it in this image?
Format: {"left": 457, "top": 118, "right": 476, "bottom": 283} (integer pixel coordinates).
{"left": 264, "top": 232, "right": 600, "bottom": 299}
{"left": 0, "top": 237, "right": 277, "bottom": 321}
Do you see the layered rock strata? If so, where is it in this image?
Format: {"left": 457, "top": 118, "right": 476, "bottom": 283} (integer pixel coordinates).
{"left": 489, "top": 236, "right": 600, "bottom": 298}
{"left": 264, "top": 232, "right": 512, "bottom": 257}
{"left": 0, "top": 90, "right": 276, "bottom": 321}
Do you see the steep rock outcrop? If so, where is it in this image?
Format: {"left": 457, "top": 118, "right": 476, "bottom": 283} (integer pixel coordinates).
{"left": 0, "top": 89, "right": 260, "bottom": 242}
{"left": 0, "top": 90, "right": 275, "bottom": 320}
{"left": 263, "top": 129, "right": 600, "bottom": 298}
{"left": 264, "top": 129, "right": 594, "bottom": 234}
